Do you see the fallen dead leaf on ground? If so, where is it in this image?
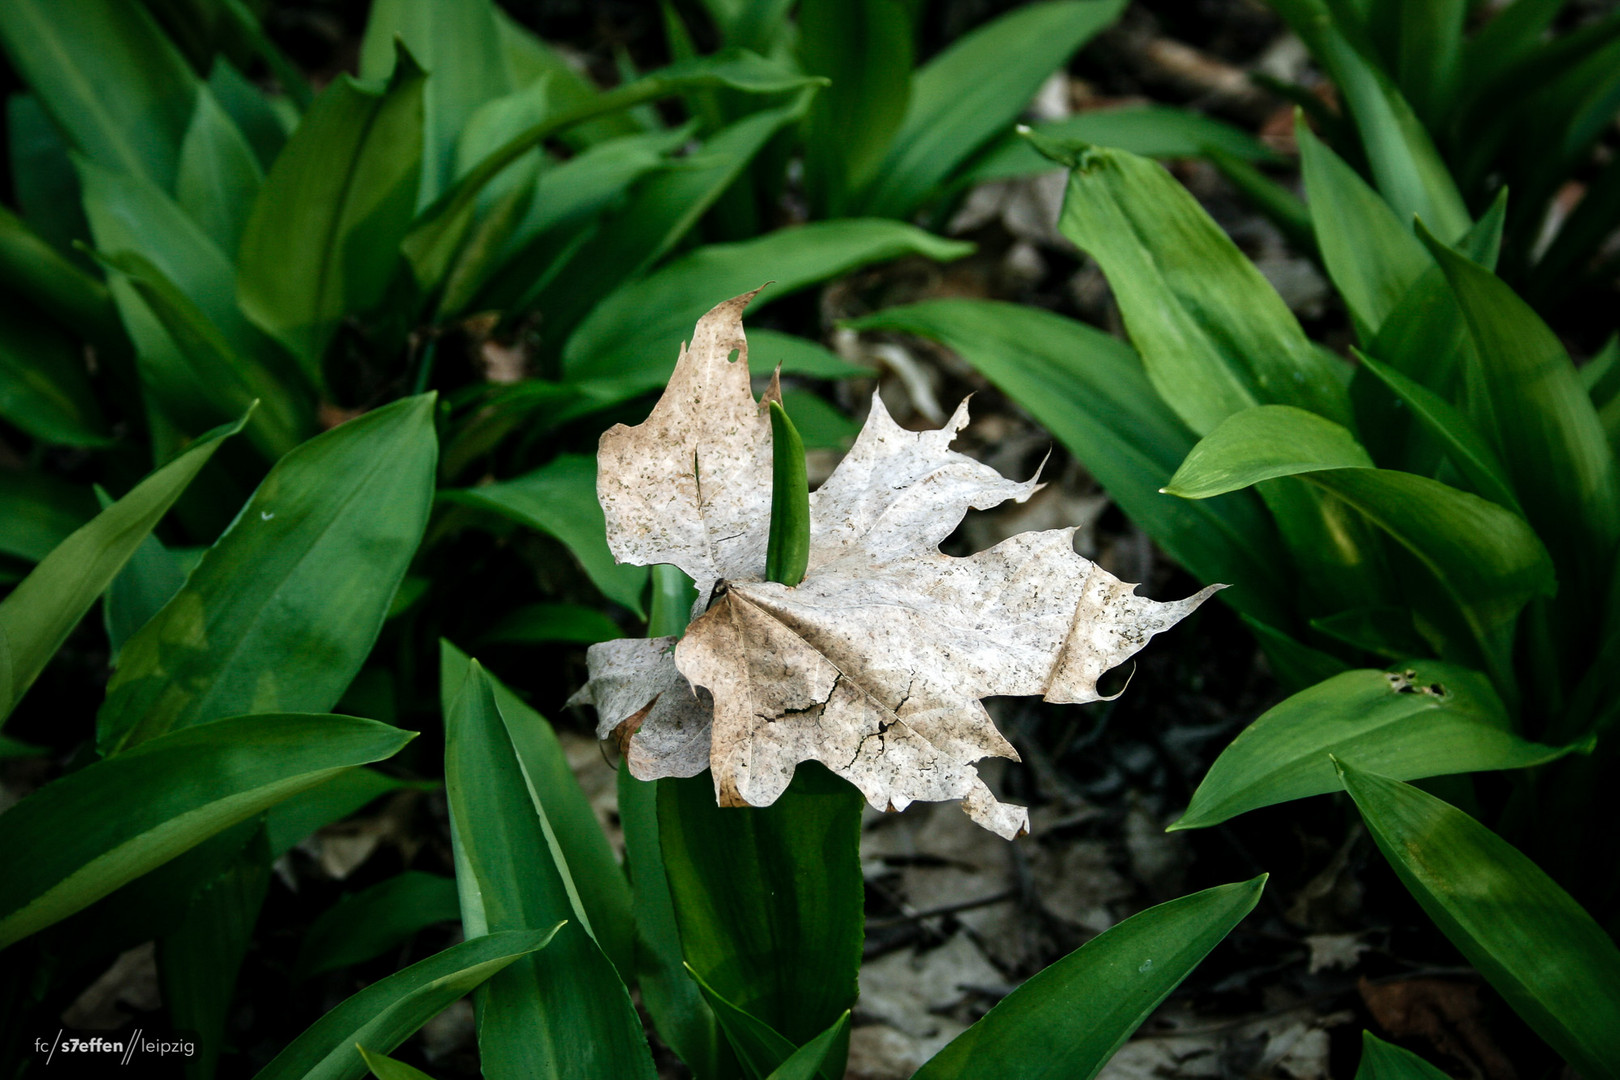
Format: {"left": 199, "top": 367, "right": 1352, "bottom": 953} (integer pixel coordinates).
{"left": 572, "top": 291, "right": 1217, "bottom": 837}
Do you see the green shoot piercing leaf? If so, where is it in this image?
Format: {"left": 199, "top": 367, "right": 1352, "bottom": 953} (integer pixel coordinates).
{"left": 570, "top": 293, "right": 1216, "bottom": 837}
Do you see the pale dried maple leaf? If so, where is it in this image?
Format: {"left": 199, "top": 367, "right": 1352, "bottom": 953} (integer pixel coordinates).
{"left": 570, "top": 291, "right": 1218, "bottom": 838}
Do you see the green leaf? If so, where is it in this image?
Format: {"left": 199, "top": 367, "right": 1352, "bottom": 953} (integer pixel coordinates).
{"left": 176, "top": 85, "right": 264, "bottom": 255}
{"left": 778, "top": 389, "right": 860, "bottom": 451}
{"left": 1353, "top": 1031, "right": 1452, "bottom": 1080}
{"left": 859, "top": 0, "right": 1126, "bottom": 218}
{"left": 688, "top": 965, "right": 847, "bottom": 1080}
{"left": 1354, "top": 352, "right": 1519, "bottom": 512}
{"left": 95, "top": 248, "right": 308, "bottom": 459}
{"left": 443, "top": 657, "right": 655, "bottom": 1080}
{"left": 1164, "top": 405, "right": 1375, "bottom": 497}
{"left": 359, "top": 0, "right": 511, "bottom": 208}
{"left": 0, "top": 413, "right": 243, "bottom": 724}
{"left": 443, "top": 642, "right": 636, "bottom": 982}
{"left": 846, "top": 299, "right": 1293, "bottom": 630}
{"left": 1055, "top": 145, "right": 1352, "bottom": 435}
{"left": 443, "top": 454, "right": 648, "bottom": 617}
{"left": 1166, "top": 405, "right": 1553, "bottom": 684}
{"left": 746, "top": 330, "right": 872, "bottom": 379}
{"left": 8, "top": 94, "right": 93, "bottom": 257}
{"left": 208, "top": 58, "right": 293, "bottom": 172}
{"left": 494, "top": 9, "right": 640, "bottom": 149}
{"left": 480, "top": 604, "right": 623, "bottom": 646}
{"left": 0, "top": 305, "right": 111, "bottom": 447}
{"left": 766, "top": 400, "right": 810, "bottom": 587}
{"left": 617, "top": 767, "right": 720, "bottom": 1077}
{"left": 0, "top": 713, "right": 413, "bottom": 948}
{"left": 968, "top": 105, "right": 1277, "bottom": 186}
{"left": 798, "top": 0, "right": 914, "bottom": 215}
{"left": 1298, "top": 117, "right": 1430, "bottom": 340}
{"left": 524, "top": 94, "right": 812, "bottom": 349}
{"left": 1173, "top": 661, "right": 1575, "bottom": 830}
{"left": 767, "top": 1012, "right": 852, "bottom": 1080}
{"left": 101, "top": 509, "right": 195, "bottom": 661}
{"left": 659, "top": 764, "right": 862, "bottom": 1049}
{"left": 254, "top": 929, "right": 559, "bottom": 1080}
{"left": 159, "top": 833, "right": 272, "bottom": 1080}
{"left": 0, "top": 0, "right": 199, "bottom": 189}
{"left": 358, "top": 1047, "right": 439, "bottom": 1080}
{"left": 1337, "top": 760, "right": 1620, "bottom": 1080}
{"left": 562, "top": 220, "right": 972, "bottom": 400}
{"left": 914, "top": 877, "right": 1266, "bottom": 1080}
{"left": 237, "top": 45, "right": 426, "bottom": 382}
{"left": 402, "top": 51, "right": 823, "bottom": 291}
{"left": 1270, "top": 0, "right": 1471, "bottom": 241}
{"left": 1420, "top": 225, "right": 1620, "bottom": 606}
{"left": 296, "top": 872, "right": 462, "bottom": 979}
{"left": 0, "top": 204, "right": 122, "bottom": 353}
{"left": 1204, "top": 145, "right": 1319, "bottom": 259}
{"left": 99, "top": 396, "right": 438, "bottom": 752}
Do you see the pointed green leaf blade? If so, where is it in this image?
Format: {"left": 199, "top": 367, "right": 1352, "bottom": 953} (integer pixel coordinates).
{"left": 1338, "top": 761, "right": 1620, "bottom": 1080}
{"left": 296, "top": 872, "right": 462, "bottom": 980}
{"left": 1164, "top": 405, "right": 1374, "bottom": 498}
{"left": 0, "top": 713, "right": 413, "bottom": 948}
{"left": 1354, "top": 1031, "right": 1453, "bottom": 1080}
{"left": 1174, "top": 662, "right": 1574, "bottom": 830}
{"left": 255, "top": 929, "right": 559, "bottom": 1080}
{"left": 914, "top": 877, "right": 1266, "bottom": 1080}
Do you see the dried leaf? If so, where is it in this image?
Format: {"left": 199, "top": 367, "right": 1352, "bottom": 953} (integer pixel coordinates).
{"left": 572, "top": 292, "right": 1216, "bottom": 837}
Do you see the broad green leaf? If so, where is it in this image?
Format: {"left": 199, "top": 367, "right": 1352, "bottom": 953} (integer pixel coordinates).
{"left": 77, "top": 155, "right": 284, "bottom": 376}
{"left": 442, "top": 642, "right": 635, "bottom": 981}
{"left": 0, "top": 204, "right": 122, "bottom": 353}
{"left": 659, "top": 764, "right": 862, "bottom": 1049}
{"left": 358, "top": 1047, "right": 438, "bottom": 1080}
{"left": 469, "top": 125, "right": 692, "bottom": 314}
{"left": 0, "top": 472, "right": 93, "bottom": 564}
{"left": 846, "top": 299, "right": 1294, "bottom": 629}
{"left": 1338, "top": 761, "right": 1620, "bottom": 1080}
{"left": 527, "top": 94, "right": 811, "bottom": 350}
{"left": 1168, "top": 407, "right": 1553, "bottom": 683}
{"left": 746, "top": 330, "right": 871, "bottom": 379}
{"left": 237, "top": 45, "right": 426, "bottom": 382}
{"left": 799, "top": 0, "right": 914, "bottom": 215}
{"left": 443, "top": 658, "right": 655, "bottom": 1080}
{"left": 1421, "top": 226, "right": 1620, "bottom": 606}
{"left": 1269, "top": 0, "right": 1470, "bottom": 241}
{"left": 0, "top": 306, "right": 110, "bottom": 447}
{"left": 1298, "top": 118, "right": 1430, "bottom": 340}
{"left": 1391, "top": 0, "right": 1466, "bottom": 126}
{"left": 480, "top": 604, "right": 622, "bottom": 646}
{"left": 688, "top": 966, "right": 846, "bottom": 1080}
{"left": 176, "top": 85, "right": 264, "bottom": 255}
{"left": 1164, "top": 405, "right": 1374, "bottom": 497}
{"left": 1308, "top": 606, "right": 1430, "bottom": 661}
{"left": 618, "top": 767, "right": 720, "bottom": 1078}
{"left": 444, "top": 454, "right": 647, "bottom": 617}
{"left": 0, "top": 0, "right": 198, "bottom": 189}
{"left": 0, "top": 713, "right": 412, "bottom": 948}
{"left": 99, "top": 396, "right": 438, "bottom": 752}
{"left": 1355, "top": 352, "right": 1519, "bottom": 512}
{"left": 778, "top": 389, "right": 860, "bottom": 451}
{"left": 96, "top": 249, "right": 307, "bottom": 459}
{"left": 402, "top": 51, "right": 823, "bottom": 291}
{"left": 914, "top": 877, "right": 1265, "bottom": 1080}
{"left": 967, "top": 105, "right": 1277, "bottom": 185}
{"left": 562, "top": 220, "right": 972, "bottom": 398}
{"left": 359, "top": 0, "right": 511, "bottom": 208}
{"left": 296, "top": 872, "right": 462, "bottom": 979}
{"left": 1054, "top": 144, "right": 1352, "bottom": 435}
{"left": 494, "top": 8, "right": 652, "bottom": 148}
{"left": 1354, "top": 1031, "right": 1452, "bottom": 1080}
{"left": 1172, "top": 662, "right": 1573, "bottom": 830}
{"left": 859, "top": 0, "right": 1126, "bottom": 218}
{"left": 254, "top": 929, "right": 560, "bottom": 1080}
{"left": 0, "top": 413, "right": 243, "bottom": 724}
